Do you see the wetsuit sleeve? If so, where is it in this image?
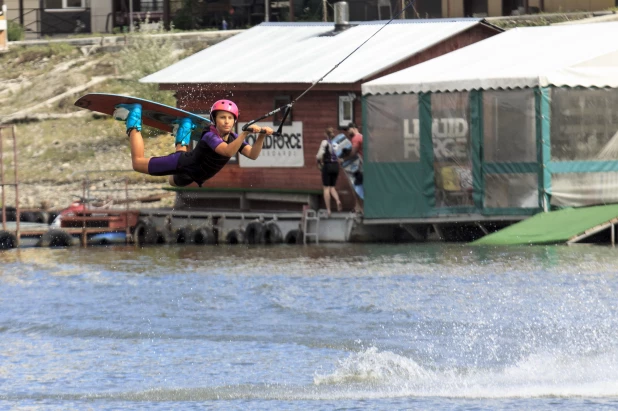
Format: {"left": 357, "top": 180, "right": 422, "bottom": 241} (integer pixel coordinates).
{"left": 201, "top": 131, "right": 224, "bottom": 150}
{"left": 229, "top": 133, "right": 248, "bottom": 155}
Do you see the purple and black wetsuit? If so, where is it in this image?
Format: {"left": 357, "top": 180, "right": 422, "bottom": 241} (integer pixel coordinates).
{"left": 147, "top": 125, "right": 248, "bottom": 187}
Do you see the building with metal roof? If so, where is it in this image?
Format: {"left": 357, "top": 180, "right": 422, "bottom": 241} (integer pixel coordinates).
{"left": 141, "top": 18, "right": 501, "bottom": 214}
{"left": 141, "top": 19, "right": 499, "bottom": 85}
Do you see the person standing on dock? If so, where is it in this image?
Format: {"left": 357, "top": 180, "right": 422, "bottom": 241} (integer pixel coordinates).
{"left": 316, "top": 127, "right": 343, "bottom": 217}
{"left": 342, "top": 122, "right": 364, "bottom": 213}
{"left": 113, "top": 100, "right": 273, "bottom": 187}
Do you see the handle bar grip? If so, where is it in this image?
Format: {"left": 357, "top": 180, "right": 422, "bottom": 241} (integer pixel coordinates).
{"left": 243, "top": 126, "right": 269, "bottom": 134}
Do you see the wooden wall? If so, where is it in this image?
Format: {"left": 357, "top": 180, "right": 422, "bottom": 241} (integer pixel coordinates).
{"left": 177, "top": 89, "right": 359, "bottom": 195}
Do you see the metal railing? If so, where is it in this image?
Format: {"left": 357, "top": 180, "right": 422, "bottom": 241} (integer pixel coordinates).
{"left": 8, "top": 7, "right": 92, "bottom": 38}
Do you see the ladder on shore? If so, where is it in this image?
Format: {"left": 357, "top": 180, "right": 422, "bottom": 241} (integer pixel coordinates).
{"left": 302, "top": 206, "right": 320, "bottom": 244}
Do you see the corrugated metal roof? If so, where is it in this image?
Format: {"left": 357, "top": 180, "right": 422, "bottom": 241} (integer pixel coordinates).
{"left": 362, "top": 22, "right": 618, "bottom": 94}
{"left": 140, "top": 19, "right": 487, "bottom": 85}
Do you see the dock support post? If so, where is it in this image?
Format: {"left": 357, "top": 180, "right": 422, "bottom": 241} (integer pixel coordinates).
{"left": 399, "top": 224, "right": 426, "bottom": 241}
{"left": 432, "top": 224, "right": 443, "bottom": 241}
{"left": 0, "top": 125, "right": 20, "bottom": 247}
{"left": 612, "top": 223, "right": 615, "bottom": 247}
{"left": 81, "top": 180, "right": 88, "bottom": 247}
{"left": 126, "top": 177, "right": 132, "bottom": 244}
{"left": 536, "top": 87, "right": 552, "bottom": 212}
{"left": 476, "top": 222, "right": 489, "bottom": 235}
{"left": 240, "top": 192, "right": 248, "bottom": 211}
{"left": 0, "top": 127, "right": 5, "bottom": 232}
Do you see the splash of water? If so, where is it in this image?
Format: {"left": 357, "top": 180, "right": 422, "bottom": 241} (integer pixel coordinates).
{"left": 314, "top": 346, "right": 618, "bottom": 399}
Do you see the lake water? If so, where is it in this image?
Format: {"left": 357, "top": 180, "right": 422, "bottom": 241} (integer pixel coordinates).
{"left": 1, "top": 243, "right": 618, "bottom": 410}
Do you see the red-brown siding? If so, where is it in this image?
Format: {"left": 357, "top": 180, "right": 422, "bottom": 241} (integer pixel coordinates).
{"left": 178, "top": 90, "right": 354, "bottom": 192}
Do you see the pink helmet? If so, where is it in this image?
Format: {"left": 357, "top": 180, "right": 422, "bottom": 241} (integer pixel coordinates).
{"left": 210, "top": 99, "right": 239, "bottom": 122}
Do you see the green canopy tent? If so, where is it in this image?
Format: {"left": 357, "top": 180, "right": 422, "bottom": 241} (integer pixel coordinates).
{"left": 361, "top": 22, "right": 618, "bottom": 223}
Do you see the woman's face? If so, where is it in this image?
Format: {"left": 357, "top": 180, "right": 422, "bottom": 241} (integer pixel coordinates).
{"left": 215, "top": 111, "right": 235, "bottom": 134}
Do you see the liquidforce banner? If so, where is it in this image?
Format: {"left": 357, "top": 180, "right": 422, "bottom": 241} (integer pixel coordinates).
{"left": 403, "top": 117, "right": 469, "bottom": 160}
{"left": 238, "top": 121, "right": 305, "bottom": 167}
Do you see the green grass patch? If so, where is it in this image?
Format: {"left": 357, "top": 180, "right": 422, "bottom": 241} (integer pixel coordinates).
{"left": 15, "top": 43, "right": 76, "bottom": 63}
{"left": 7, "top": 20, "right": 24, "bottom": 41}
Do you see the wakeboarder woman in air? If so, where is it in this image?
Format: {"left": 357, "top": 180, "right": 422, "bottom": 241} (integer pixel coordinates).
{"left": 114, "top": 100, "right": 273, "bottom": 187}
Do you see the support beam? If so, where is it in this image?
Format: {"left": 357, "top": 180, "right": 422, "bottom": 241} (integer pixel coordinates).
{"left": 20, "top": 0, "right": 24, "bottom": 25}
{"left": 399, "top": 224, "right": 426, "bottom": 241}
{"left": 476, "top": 222, "right": 489, "bottom": 235}
{"left": 163, "top": 0, "right": 171, "bottom": 30}
{"left": 535, "top": 87, "right": 552, "bottom": 212}
{"left": 567, "top": 217, "right": 618, "bottom": 244}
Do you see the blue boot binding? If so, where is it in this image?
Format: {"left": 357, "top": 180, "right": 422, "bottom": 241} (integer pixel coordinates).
{"left": 113, "top": 103, "right": 142, "bottom": 134}
{"left": 172, "top": 117, "right": 196, "bottom": 147}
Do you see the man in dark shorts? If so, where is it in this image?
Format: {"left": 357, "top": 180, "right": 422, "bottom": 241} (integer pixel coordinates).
{"left": 114, "top": 99, "right": 273, "bottom": 187}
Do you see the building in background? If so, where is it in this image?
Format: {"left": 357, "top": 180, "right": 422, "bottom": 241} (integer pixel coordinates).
{"left": 140, "top": 17, "right": 501, "bottom": 212}
{"left": 361, "top": 22, "right": 618, "bottom": 222}
{"left": 4, "top": 0, "right": 617, "bottom": 38}
{"left": 415, "top": 0, "right": 616, "bottom": 18}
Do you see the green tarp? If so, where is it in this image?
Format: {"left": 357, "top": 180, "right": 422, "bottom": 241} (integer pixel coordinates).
{"left": 472, "top": 204, "right": 618, "bottom": 245}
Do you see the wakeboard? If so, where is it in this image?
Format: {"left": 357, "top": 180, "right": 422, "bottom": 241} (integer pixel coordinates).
{"left": 331, "top": 132, "right": 362, "bottom": 191}
{"left": 74, "top": 93, "right": 211, "bottom": 138}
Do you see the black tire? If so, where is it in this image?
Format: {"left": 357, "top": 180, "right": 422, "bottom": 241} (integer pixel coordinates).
{"left": 260, "top": 222, "right": 283, "bottom": 244}
{"left": 176, "top": 226, "right": 194, "bottom": 244}
{"left": 225, "top": 229, "right": 244, "bottom": 245}
{"left": 244, "top": 221, "right": 263, "bottom": 244}
{"left": 133, "top": 219, "right": 158, "bottom": 245}
{"left": 20, "top": 212, "right": 36, "bottom": 223}
{"left": 156, "top": 228, "right": 175, "bottom": 244}
{"left": 4, "top": 207, "right": 16, "bottom": 222}
{"left": 32, "top": 211, "right": 47, "bottom": 224}
{"left": 0, "top": 231, "right": 17, "bottom": 250}
{"left": 191, "top": 226, "right": 216, "bottom": 245}
{"left": 37, "top": 229, "right": 74, "bottom": 247}
{"left": 284, "top": 229, "right": 303, "bottom": 244}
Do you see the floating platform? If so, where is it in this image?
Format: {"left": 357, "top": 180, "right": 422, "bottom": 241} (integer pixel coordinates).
{"left": 472, "top": 204, "right": 618, "bottom": 245}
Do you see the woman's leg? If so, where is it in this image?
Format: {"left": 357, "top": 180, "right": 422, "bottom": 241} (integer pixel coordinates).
{"left": 115, "top": 103, "right": 150, "bottom": 174}
{"left": 322, "top": 186, "right": 332, "bottom": 216}
{"left": 129, "top": 129, "right": 150, "bottom": 174}
{"left": 330, "top": 186, "right": 342, "bottom": 211}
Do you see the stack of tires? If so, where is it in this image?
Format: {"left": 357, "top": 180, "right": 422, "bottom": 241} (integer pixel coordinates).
{"left": 237, "top": 221, "right": 284, "bottom": 245}
{"left": 176, "top": 224, "right": 217, "bottom": 245}
{"left": 221, "top": 221, "right": 305, "bottom": 245}
{"left": 132, "top": 218, "right": 304, "bottom": 247}
{"left": 134, "top": 218, "right": 218, "bottom": 246}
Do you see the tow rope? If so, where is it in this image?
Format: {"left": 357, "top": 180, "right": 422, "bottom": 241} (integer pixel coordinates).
{"left": 243, "top": 0, "right": 417, "bottom": 135}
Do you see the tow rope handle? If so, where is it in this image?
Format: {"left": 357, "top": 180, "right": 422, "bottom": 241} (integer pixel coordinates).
{"left": 242, "top": 104, "right": 292, "bottom": 136}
